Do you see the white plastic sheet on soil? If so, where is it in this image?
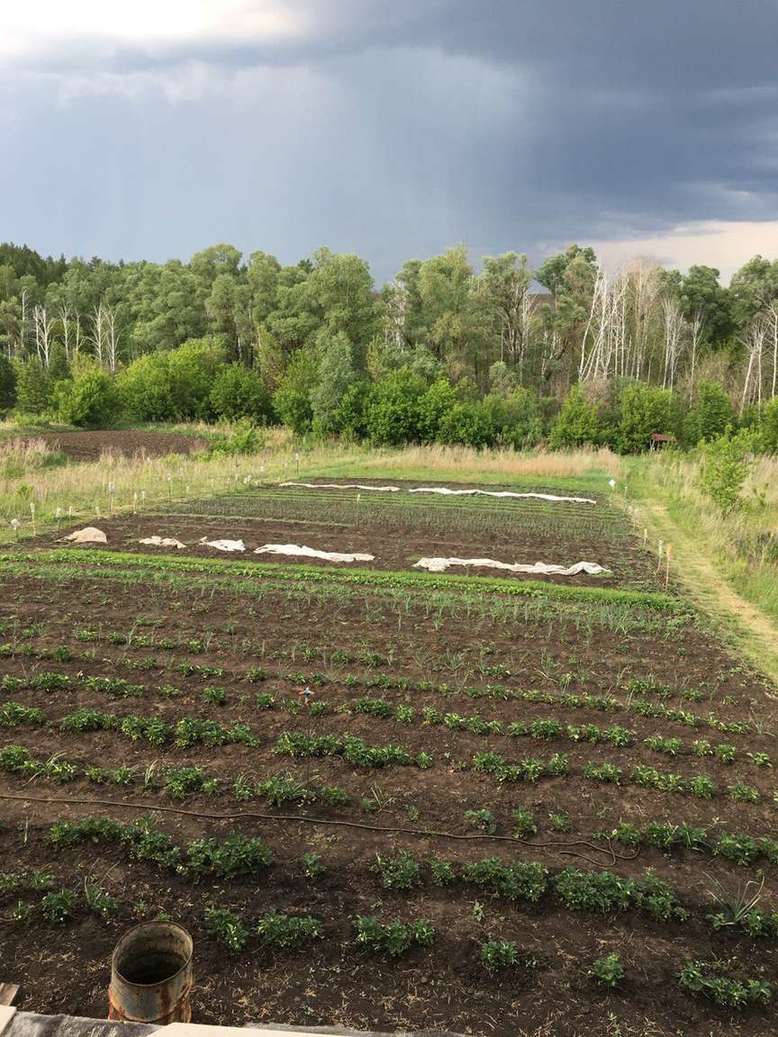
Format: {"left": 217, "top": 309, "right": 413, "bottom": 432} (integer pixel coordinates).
{"left": 413, "top": 557, "right": 610, "bottom": 576}
{"left": 281, "top": 481, "right": 401, "bottom": 493}
{"left": 60, "top": 527, "right": 108, "bottom": 544}
{"left": 254, "top": 543, "right": 375, "bottom": 563}
{"left": 198, "top": 537, "right": 246, "bottom": 552}
{"left": 139, "top": 536, "right": 187, "bottom": 550}
{"left": 281, "top": 481, "right": 595, "bottom": 505}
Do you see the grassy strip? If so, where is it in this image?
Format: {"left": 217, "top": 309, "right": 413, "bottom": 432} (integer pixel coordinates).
{"left": 1, "top": 547, "right": 685, "bottom": 614}
{"left": 626, "top": 458, "right": 778, "bottom": 687}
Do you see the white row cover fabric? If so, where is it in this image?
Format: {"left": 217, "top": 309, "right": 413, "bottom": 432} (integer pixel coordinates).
{"left": 139, "top": 536, "right": 186, "bottom": 550}
{"left": 60, "top": 527, "right": 108, "bottom": 544}
{"left": 281, "top": 481, "right": 400, "bottom": 492}
{"left": 407, "top": 487, "right": 596, "bottom": 504}
{"left": 413, "top": 556, "right": 610, "bottom": 576}
{"left": 281, "top": 481, "right": 595, "bottom": 505}
{"left": 254, "top": 543, "right": 375, "bottom": 563}
{"left": 198, "top": 537, "right": 246, "bottom": 552}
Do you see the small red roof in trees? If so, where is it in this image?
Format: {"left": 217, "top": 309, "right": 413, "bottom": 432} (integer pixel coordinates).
{"left": 650, "top": 432, "right": 676, "bottom": 443}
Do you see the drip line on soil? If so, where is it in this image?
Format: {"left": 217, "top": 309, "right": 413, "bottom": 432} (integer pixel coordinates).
{"left": 0, "top": 791, "right": 637, "bottom": 865}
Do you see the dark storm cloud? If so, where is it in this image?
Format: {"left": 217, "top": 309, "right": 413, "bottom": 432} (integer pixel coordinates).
{"left": 1, "top": 0, "right": 777, "bottom": 281}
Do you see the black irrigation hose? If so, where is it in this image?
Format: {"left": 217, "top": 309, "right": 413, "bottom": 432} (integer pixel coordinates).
{"left": 0, "top": 791, "right": 638, "bottom": 864}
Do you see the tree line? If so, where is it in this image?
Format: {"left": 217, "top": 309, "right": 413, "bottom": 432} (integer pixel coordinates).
{"left": 0, "top": 239, "right": 777, "bottom": 452}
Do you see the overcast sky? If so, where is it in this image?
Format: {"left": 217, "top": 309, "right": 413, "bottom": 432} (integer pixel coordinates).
{"left": 2, "top": 0, "right": 778, "bottom": 283}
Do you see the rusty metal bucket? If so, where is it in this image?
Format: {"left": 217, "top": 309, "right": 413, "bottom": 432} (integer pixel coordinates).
{"left": 108, "top": 921, "right": 193, "bottom": 1024}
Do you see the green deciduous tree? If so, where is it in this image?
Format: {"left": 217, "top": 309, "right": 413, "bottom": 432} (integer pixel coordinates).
{"left": 549, "top": 384, "right": 602, "bottom": 449}
{"left": 209, "top": 364, "right": 274, "bottom": 423}
{"left": 55, "top": 358, "right": 121, "bottom": 427}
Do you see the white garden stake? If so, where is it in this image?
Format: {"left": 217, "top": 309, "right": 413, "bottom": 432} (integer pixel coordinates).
{"left": 30, "top": 502, "right": 36, "bottom": 536}
{"left": 10, "top": 518, "right": 20, "bottom": 541}
{"left": 665, "top": 544, "right": 672, "bottom": 589}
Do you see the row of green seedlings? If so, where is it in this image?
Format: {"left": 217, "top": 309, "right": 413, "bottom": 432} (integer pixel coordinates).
{"left": 0, "top": 671, "right": 320, "bottom": 714}
{"left": 42, "top": 818, "right": 778, "bottom": 944}
{"left": 2, "top": 677, "right": 770, "bottom": 785}
{"left": 0, "top": 742, "right": 351, "bottom": 804}
{"left": 597, "top": 820, "right": 778, "bottom": 875}
{"left": 376, "top": 850, "right": 778, "bottom": 944}
{"left": 0, "top": 550, "right": 696, "bottom": 639}
{"left": 0, "top": 869, "right": 118, "bottom": 926}
{"left": 48, "top": 707, "right": 434, "bottom": 769}
{"left": 0, "top": 715, "right": 766, "bottom": 810}
{"left": 205, "top": 909, "right": 772, "bottom": 1009}
{"left": 287, "top": 669, "right": 758, "bottom": 737}
{"left": 4, "top": 726, "right": 777, "bottom": 877}
{"left": 0, "top": 639, "right": 758, "bottom": 742}
{"left": 0, "top": 860, "right": 770, "bottom": 1009}
{"left": 343, "top": 695, "right": 771, "bottom": 772}
{"left": 471, "top": 750, "right": 765, "bottom": 805}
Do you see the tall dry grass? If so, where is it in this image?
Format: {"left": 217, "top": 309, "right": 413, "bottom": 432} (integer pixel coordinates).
{"left": 0, "top": 432, "right": 622, "bottom": 543}
{"left": 305, "top": 443, "right": 623, "bottom": 488}
{"left": 638, "top": 451, "right": 778, "bottom": 621}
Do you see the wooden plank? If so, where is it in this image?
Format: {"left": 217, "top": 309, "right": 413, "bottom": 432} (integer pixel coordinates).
{"left": 0, "top": 986, "right": 18, "bottom": 1007}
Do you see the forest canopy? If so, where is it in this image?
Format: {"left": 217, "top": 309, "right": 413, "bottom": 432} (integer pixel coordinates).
{"left": 1, "top": 240, "right": 777, "bottom": 453}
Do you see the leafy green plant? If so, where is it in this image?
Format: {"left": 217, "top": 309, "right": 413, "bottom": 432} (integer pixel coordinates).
{"left": 302, "top": 852, "right": 325, "bottom": 879}
{"left": 184, "top": 834, "right": 272, "bottom": 878}
{"left": 464, "top": 808, "right": 496, "bottom": 834}
{"left": 591, "top": 952, "right": 624, "bottom": 988}
{"left": 40, "top": 889, "right": 76, "bottom": 925}
{"left": 371, "top": 851, "right": 420, "bottom": 890}
{"left": 512, "top": 808, "right": 537, "bottom": 838}
{"left": 729, "top": 782, "right": 759, "bottom": 803}
{"left": 352, "top": 916, "right": 434, "bottom": 957}
{"left": 204, "top": 905, "right": 248, "bottom": 952}
{"left": 679, "top": 960, "right": 772, "bottom": 1009}
{"left": 462, "top": 858, "right": 547, "bottom": 903}
{"left": 256, "top": 911, "right": 322, "bottom": 948}
{"left": 481, "top": 939, "right": 519, "bottom": 971}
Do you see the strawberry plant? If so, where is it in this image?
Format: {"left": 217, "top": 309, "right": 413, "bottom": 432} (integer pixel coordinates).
{"left": 204, "top": 906, "right": 248, "bottom": 952}
{"left": 480, "top": 939, "right": 519, "bottom": 971}
{"left": 256, "top": 911, "right": 322, "bottom": 948}
{"left": 678, "top": 960, "right": 772, "bottom": 1009}
{"left": 352, "top": 916, "right": 435, "bottom": 957}
{"left": 591, "top": 952, "right": 624, "bottom": 988}
{"left": 371, "top": 851, "right": 420, "bottom": 890}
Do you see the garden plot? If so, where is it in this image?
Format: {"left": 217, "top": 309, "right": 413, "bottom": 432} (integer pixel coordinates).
{"left": 0, "top": 528, "right": 776, "bottom": 1037}
{"left": 49, "top": 479, "right": 659, "bottom": 588}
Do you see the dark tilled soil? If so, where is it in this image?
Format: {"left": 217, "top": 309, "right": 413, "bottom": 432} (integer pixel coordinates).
{"left": 26, "top": 430, "right": 206, "bottom": 462}
{"left": 0, "top": 557, "right": 776, "bottom": 1036}
{"left": 49, "top": 513, "right": 662, "bottom": 589}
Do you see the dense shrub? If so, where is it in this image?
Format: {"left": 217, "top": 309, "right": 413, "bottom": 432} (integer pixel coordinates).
{"left": 0, "top": 355, "right": 15, "bottom": 410}
{"left": 682, "top": 381, "right": 736, "bottom": 446}
{"left": 13, "top": 358, "right": 53, "bottom": 415}
{"left": 366, "top": 368, "right": 426, "bottom": 445}
{"left": 549, "top": 385, "right": 602, "bottom": 449}
{"left": 209, "top": 364, "right": 274, "bottom": 423}
{"left": 615, "top": 383, "right": 674, "bottom": 453}
{"left": 438, "top": 400, "right": 496, "bottom": 448}
{"left": 118, "top": 353, "right": 173, "bottom": 421}
{"left": 758, "top": 396, "right": 778, "bottom": 453}
{"left": 417, "top": 378, "right": 459, "bottom": 442}
{"left": 273, "top": 348, "right": 317, "bottom": 435}
{"left": 698, "top": 428, "right": 756, "bottom": 513}
{"left": 55, "top": 359, "right": 121, "bottom": 427}
{"left": 120, "top": 339, "right": 225, "bottom": 422}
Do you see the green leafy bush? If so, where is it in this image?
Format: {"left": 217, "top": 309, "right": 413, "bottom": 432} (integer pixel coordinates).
{"left": 591, "top": 952, "right": 624, "bottom": 988}
{"left": 678, "top": 960, "right": 772, "bottom": 1009}
{"left": 352, "top": 916, "right": 435, "bottom": 957}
